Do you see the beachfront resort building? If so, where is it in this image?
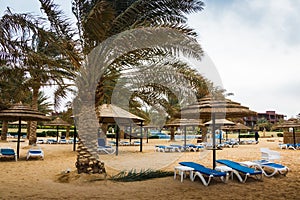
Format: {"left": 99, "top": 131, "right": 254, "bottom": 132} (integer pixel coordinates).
{"left": 244, "top": 111, "right": 286, "bottom": 127}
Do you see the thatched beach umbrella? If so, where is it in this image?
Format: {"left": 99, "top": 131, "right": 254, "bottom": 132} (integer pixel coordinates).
{"left": 179, "top": 96, "right": 257, "bottom": 169}
{"left": 180, "top": 96, "right": 257, "bottom": 120}
{"left": 46, "top": 117, "right": 71, "bottom": 143}
{"left": 143, "top": 124, "right": 160, "bottom": 143}
{"left": 275, "top": 120, "right": 300, "bottom": 147}
{"left": 230, "top": 123, "right": 251, "bottom": 142}
{"left": 0, "top": 102, "right": 50, "bottom": 158}
{"left": 96, "top": 104, "right": 145, "bottom": 155}
{"left": 165, "top": 118, "right": 204, "bottom": 150}
{"left": 204, "top": 119, "right": 235, "bottom": 143}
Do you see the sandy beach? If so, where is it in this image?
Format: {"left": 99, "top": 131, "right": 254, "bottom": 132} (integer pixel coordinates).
{"left": 0, "top": 137, "right": 299, "bottom": 200}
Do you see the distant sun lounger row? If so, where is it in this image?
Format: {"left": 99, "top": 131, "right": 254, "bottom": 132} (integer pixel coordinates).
{"left": 155, "top": 144, "right": 205, "bottom": 152}
{"left": 279, "top": 143, "right": 300, "bottom": 150}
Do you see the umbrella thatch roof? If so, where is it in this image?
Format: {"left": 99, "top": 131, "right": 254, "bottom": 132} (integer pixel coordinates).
{"left": 165, "top": 118, "right": 204, "bottom": 127}
{"left": 179, "top": 96, "right": 257, "bottom": 120}
{"left": 204, "top": 119, "right": 235, "bottom": 126}
{"left": 221, "top": 123, "right": 250, "bottom": 131}
{"left": 96, "top": 104, "right": 145, "bottom": 124}
{"left": 46, "top": 117, "right": 70, "bottom": 127}
{"left": 230, "top": 123, "right": 251, "bottom": 130}
{"left": 275, "top": 120, "right": 300, "bottom": 128}
{"left": 0, "top": 102, "right": 50, "bottom": 121}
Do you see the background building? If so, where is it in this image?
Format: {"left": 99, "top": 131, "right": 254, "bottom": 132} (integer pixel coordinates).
{"left": 244, "top": 111, "right": 286, "bottom": 127}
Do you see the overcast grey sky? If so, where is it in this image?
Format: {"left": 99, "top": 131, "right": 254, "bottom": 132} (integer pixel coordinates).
{"left": 1, "top": 0, "right": 299, "bottom": 118}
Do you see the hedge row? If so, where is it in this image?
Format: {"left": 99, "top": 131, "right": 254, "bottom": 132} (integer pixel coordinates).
{"left": 239, "top": 134, "right": 255, "bottom": 138}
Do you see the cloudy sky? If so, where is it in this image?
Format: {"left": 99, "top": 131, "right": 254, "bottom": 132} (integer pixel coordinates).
{"left": 189, "top": 0, "right": 300, "bottom": 119}
{"left": 1, "top": 0, "right": 300, "bottom": 118}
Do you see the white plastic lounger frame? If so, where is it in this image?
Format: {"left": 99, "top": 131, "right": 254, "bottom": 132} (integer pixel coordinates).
{"left": 240, "top": 160, "right": 289, "bottom": 177}
{"left": 97, "top": 138, "right": 116, "bottom": 154}
{"left": 26, "top": 149, "right": 44, "bottom": 160}
{"left": 155, "top": 145, "right": 181, "bottom": 152}
{"left": 192, "top": 172, "right": 229, "bottom": 186}
{"left": 260, "top": 148, "right": 280, "bottom": 162}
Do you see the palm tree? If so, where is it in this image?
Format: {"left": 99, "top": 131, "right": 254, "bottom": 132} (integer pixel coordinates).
{"left": 69, "top": 0, "right": 207, "bottom": 173}
{"left": 37, "top": 0, "right": 208, "bottom": 173}
{"left": 0, "top": 65, "right": 53, "bottom": 141}
{"left": 1, "top": 0, "right": 207, "bottom": 172}
{"left": 70, "top": 0, "right": 206, "bottom": 108}
{"left": 0, "top": 7, "right": 81, "bottom": 144}
{"left": 0, "top": 66, "right": 30, "bottom": 141}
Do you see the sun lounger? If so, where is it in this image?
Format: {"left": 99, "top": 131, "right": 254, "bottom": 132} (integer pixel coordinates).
{"left": 223, "top": 139, "right": 239, "bottom": 148}
{"left": 155, "top": 145, "right": 181, "bottom": 152}
{"left": 286, "top": 144, "right": 299, "bottom": 150}
{"left": 260, "top": 148, "right": 280, "bottom": 161}
{"left": 184, "top": 144, "right": 204, "bottom": 152}
{"left": 0, "top": 148, "right": 17, "bottom": 161}
{"left": 170, "top": 144, "right": 184, "bottom": 151}
{"left": 97, "top": 138, "right": 116, "bottom": 154}
{"left": 119, "top": 141, "right": 130, "bottom": 146}
{"left": 26, "top": 146, "right": 44, "bottom": 160}
{"left": 240, "top": 160, "right": 289, "bottom": 177}
{"left": 216, "top": 159, "right": 263, "bottom": 183}
{"left": 132, "top": 141, "right": 140, "bottom": 146}
{"left": 179, "top": 162, "right": 228, "bottom": 186}
{"left": 278, "top": 143, "right": 288, "bottom": 149}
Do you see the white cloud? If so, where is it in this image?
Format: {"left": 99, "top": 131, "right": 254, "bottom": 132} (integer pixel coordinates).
{"left": 188, "top": 0, "right": 300, "bottom": 118}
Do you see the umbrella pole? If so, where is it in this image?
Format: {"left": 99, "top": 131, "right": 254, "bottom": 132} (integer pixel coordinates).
{"left": 293, "top": 127, "right": 296, "bottom": 148}
{"left": 226, "top": 130, "right": 228, "bottom": 141}
{"left": 140, "top": 121, "right": 143, "bottom": 152}
{"left": 219, "top": 128, "right": 222, "bottom": 144}
{"left": 116, "top": 125, "right": 119, "bottom": 156}
{"left": 17, "top": 117, "right": 21, "bottom": 159}
{"left": 129, "top": 123, "right": 132, "bottom": 144}
{"left": 146, "top": 127, "right": 149, "bottom": 143}
{"left": 238, "top": 129, "right": 241, "bottom": 143}
{"left": 212, "top": 113, "right": 216, "bottom": 169}
{"left": 184, "top": 126, "right": 187, "bottom": 151}
{"left": 56, "top": 126, "right": 59, "bottom": 143}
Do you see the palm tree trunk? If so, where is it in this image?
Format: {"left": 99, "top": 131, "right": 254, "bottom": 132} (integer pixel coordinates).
{"left": 170, "top": 126, "right": 175, "bottom": 141}
{"left": 27, "top": 121, "right": 31, "bottom": 139}
{"left": 66, "top": 126, "right": 70, "bottom": 139}
{"left": 28, "top": 86, "right": 39, "bottom": 145}
{"left": 1, "top": 121, "right": 8, "bottom": 141}
{"left": 75, "top": 103, "right": 106, "bottom": 174}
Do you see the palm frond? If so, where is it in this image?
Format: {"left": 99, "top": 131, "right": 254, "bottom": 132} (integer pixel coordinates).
{"left": 108, "top": 169, "right": 173, "bottom": 182}
{"left": 110, "top": 0, "right": 204, "bottom": 36}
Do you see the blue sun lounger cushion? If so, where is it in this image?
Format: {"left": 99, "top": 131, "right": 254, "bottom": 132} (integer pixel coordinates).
{"left": 179, "top": 162, "right": 228, "bottom": 186}
{"left": 216, "top": 159, "right": 263, "bottom": 183}
{"left": 252, "top": 160, "right": 289, "bottom": 177}
{"left": 0, "top": 148, "right": 17, "bottom": 161}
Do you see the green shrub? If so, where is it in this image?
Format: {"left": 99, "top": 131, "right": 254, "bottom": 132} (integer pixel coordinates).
{"left": 149, "top": 135, "right": 159, "bottom": 139}
{"left": 277, "top": 133, "right": 283, "bottom": 137}
{"left": 239, "top": 134, "right": 255, "bottom": 138}
{"left": 45, "top": 131, "right": 57, "bottom": 137}
{"left": 107, "top": 134, "right": 115, "bottom": 138}
{"left": 37, "top": 132, "right": 47, "bottom": 137}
